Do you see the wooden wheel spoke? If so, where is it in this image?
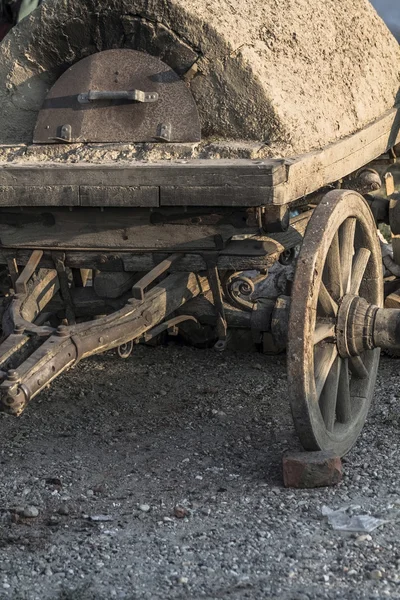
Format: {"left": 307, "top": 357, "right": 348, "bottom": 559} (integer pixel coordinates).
{"left": 349, "top": 247, "right": 371, "bottom": 296}
{"left": 314, "top": 321, "right": 336, "bottom": 345}
{"left": 318, "top": 281, "right": 338, "bottom": 317}
{"left": 340, "top": 218, "right": 356, "bottom": 294}
{"left": 319, "top": 356, "right": 341, "bottom": 432}
{"left": 324, "top": 232, "right": 343, "bottom": 301}
{"left": 314, "top": 344, "right": 338, "bottom": 399}
{"left": 337, "top": 358, "right": 352, "bottom": 423}
{"left": 349, "top": 355, "right": 369, "bottom": 379}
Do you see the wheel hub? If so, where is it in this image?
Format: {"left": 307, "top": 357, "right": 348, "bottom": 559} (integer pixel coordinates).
{"left": 336, "top": 294, "right": 378, "bottom": 358}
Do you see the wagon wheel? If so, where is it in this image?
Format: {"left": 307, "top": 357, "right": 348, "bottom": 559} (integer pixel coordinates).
{"left": 287, "top": 190, "right": 383, "bottom": 456}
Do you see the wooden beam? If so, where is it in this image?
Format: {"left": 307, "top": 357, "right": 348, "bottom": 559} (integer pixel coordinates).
{"left": 15, "top": 250, "right": 43, "bottom": 294}
{"left": 0, "top": 186, "right": 78, "bottom": 206}
{"left": 160, "top": 186, "right": 272, "bottom": 206}
{"left": 273, "top": 106, "right": 400, "bottom": 204}
{"left": 0, "top": 159, "right": 286, "bottom": 188}
{"left": 80, "top": 186, "right": 159, "bottom": 207}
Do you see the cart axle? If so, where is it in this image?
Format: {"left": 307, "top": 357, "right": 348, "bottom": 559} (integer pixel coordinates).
{"left": 336, "top": 294, "right": 400, "bottom": 357}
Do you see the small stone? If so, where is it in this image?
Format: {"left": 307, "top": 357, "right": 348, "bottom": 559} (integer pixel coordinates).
{"left": 2, "top": 583, "right": 10, "bottom": 589}
{"left": 23, "top": 506, "right": 39, "bottom": 518}
{"left": 356, "top": 534, "right": 372, "bottom": 543}
{"left": 139, "top": 504, "right": 151, "bottom": 513}
{"left": 211, "top": 409, "right": 227, "bottom": 418}
{"left": 86, "top": 490, "right": 94, "bottom": 497}
{"left": 195, "top": 475, "right": 203, "bottom": 481}
{"left": 45, "top": 477, "right": 62, "bottom": 488}
{"left": 178, "top": 577, "right": 188, "bottom": 584}
{"left": 58, "top": 505, "right": 70, "bottom": 516}
{"left": 369, "top": 569, "right": 383, "bottom": 580}
{"left": 163, "top": 516, "right": 174, "bottom": 523}
{"left": 282, "top": 451, "right": 342, "bottom": 489}
{"left": 174, "top": 505, "right": 190, "bottom": 519}
{"left": 49, "top": 516, "right": 60, "bottom": 524}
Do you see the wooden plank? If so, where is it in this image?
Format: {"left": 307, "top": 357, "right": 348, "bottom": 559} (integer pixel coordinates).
{"left": 273, "top": 106, "right": 400, "bottom": 204}
{"left": 0, "top": 159, "right": 286, "bottom": 188}
{"left": 15, "top": 249, "right": 43, "bottom": 294}
{"left": 122, "top": 252, "right": 278, "bottom": 272}
{"left": 0, "top": 222, "right": 246, "bottom": 251}
{"left": 0, "top": 185, "right": 79, "bottom": 206}
{"left": 161, "top": 186, "right": 272, "bottom": 206}
{"left": 385, "top": 291, "right": 400, "bottom": 309}
{"left": 0, "top": 208, "right": 258, "bottom": 251}
{"left": 80, "top": 186, "right": 159, "bottom": 207}
{"left": 0, "top": 248, "right": 278, "bottom": 273}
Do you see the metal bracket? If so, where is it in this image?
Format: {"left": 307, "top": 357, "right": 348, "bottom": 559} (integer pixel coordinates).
{"left": 142, "top": 315, "right": 199, "bottom": 343}
{"left": 203, "top": 254, "right": 227, "bottom": 351}
{"left": 156, "top": 123, "right": 172, "bottom": 142}
{"left": 52, "top": 252, "right": 76, "bottom": 326}
{"left": 53, "top": 124, "right": 73, "bottom": 143}
{"left": 78, "top": 90, "right": 159, "bottom": 104}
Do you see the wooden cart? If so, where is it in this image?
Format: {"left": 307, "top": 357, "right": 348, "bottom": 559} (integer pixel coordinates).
{"left": 1, "top": 49, "right": 400, "bottom": 457}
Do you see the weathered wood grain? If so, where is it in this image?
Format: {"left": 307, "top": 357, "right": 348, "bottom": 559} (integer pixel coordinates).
{"left": 80, "top": 186, "right": 159, "bottom": 207}
{"left": 0, "top": 185, "right": 78, "bottom": 206}
{"left": 0, "top": 159, "right": 285, "bottom": 188}
{"left": 160, "top": 186, "right": 271, "bottom": 206}
{"left": 273, "top": 106, "right": 400, "bottom": 204}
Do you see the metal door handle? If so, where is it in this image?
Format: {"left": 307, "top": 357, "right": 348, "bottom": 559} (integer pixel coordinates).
{"left": 77, "top": 90, "right": 159, "bottom": 104}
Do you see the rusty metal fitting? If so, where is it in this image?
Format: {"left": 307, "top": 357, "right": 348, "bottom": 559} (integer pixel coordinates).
{"left": 0, "top": 385, "right": 28, "bottom": 416}
{"left": 14, "top": 325, "right": 25, "bottom": 334}
{"left": 56, "top": 325, "right": 70, "bottom": 337}
{"left": 7, "top": 370, "right": 19, "bottom": 382}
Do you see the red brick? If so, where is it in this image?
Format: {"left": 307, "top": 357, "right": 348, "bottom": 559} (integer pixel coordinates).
{"left": 282, "top": 451, "right": 342, "bottom": 489}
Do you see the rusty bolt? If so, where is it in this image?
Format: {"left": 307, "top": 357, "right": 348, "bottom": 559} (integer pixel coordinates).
{"left": 7, "top": 370, "right": 19, "bottom": 382}
{"left": 99, "top": 255, "right": 108, "bottom": 264}
{"left": 4, "top": 395, "right": 16, "bottom": 406}
{"left": 14, "top": 325, "right": 25, "bottom": 334}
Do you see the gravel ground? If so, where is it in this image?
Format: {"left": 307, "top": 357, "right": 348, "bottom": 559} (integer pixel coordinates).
{"left": 0, "top": 345, "right": 399, "bottom": 600}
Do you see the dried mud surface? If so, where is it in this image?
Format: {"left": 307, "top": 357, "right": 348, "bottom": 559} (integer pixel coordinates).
{"left": 0, "top": 346, "right": 399, "bottom": 599}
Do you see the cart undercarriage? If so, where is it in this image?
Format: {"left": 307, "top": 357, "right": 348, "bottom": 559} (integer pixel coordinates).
{"left": 1, "top": 48, "right": 400, "bottom": 457}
